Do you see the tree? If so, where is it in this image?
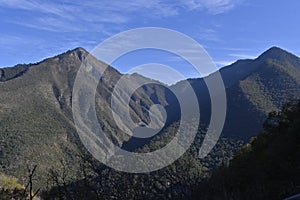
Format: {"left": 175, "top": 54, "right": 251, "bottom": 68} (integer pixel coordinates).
{"left": 23, "top": 165, "right": 40, "bottom": 200}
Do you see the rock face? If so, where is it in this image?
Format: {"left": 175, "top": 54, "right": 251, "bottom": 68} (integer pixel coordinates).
{"left": 0, "top": 46, "right": 300, "bottom": 187}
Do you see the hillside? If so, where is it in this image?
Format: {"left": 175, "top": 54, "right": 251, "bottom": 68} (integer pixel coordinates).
{"left": 0, "top": 46, "right": 300, "bottom": 197}
{"left": 192, "top": 100, "right": 300, "bottom": 200}
{"left": 0, "top": 47, "right": 170, "bottom": 188}
{"left": 180, "top": 47, "right": 300, "bottom": 139}
{"left": 223, "top": 47, "right": 300, "bottom": 139}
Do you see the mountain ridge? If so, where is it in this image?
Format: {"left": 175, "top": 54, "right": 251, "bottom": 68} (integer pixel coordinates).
{"left": 1, "top": 46, "right": 293, "bottom": 85}
{"left": 1, "top": 45, "right": 300, "bottom": 190}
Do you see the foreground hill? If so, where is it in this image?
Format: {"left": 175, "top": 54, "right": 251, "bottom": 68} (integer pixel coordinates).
{"left": 192, "top": 100, "right": 300, "bottom": 200}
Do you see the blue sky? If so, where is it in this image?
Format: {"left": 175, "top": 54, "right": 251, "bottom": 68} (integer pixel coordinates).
{"left": 0, "top": 0, "right": 300, "bottom": 84}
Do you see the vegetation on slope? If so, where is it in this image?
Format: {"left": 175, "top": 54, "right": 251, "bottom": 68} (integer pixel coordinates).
{"left": 41, "top": 120, "right": 243, "bottom": 200}
{"left": 192, "top": 100, "right": 300, "bottom": 200}
{"left": 1, "top": 46, "right": 300, "bottom": 199}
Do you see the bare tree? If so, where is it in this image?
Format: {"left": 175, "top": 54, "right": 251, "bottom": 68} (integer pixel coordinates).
{"left": 22, "top": 165, "right": 40, "bottom": 200}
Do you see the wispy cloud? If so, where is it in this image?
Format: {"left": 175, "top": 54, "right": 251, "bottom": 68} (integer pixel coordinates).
{"left": 88, "top": 0, "right": 179, "bottom": 17}
{"left": 229, "top": 53, "right": 257, "bottom": 59}
{"left": 0, "top": 0, "right": 243, "bottom": 32}
{"left": 207, "top": 46, "right": 252, "bottom": 52}
{"left": 180, "top": 0, "right": 242, "bottom": 14}
{"left": 214, "top": 60, "right": 235, "bottom": 67}
{"left": 0, "top": 0, "right": 129, "bottom": 32}
{"left": 0, "top": 34, "right": 43, "bottom": 48}
{"left": 0, "top": 0, "right": 244, "bottom": 69}
{"left": 214, "top": 52, "right": 256, "bottom": 68}
{"left": 198, "top": 28, "right": 220, "bottom": 41}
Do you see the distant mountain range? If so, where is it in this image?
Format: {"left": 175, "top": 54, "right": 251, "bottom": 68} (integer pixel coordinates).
{"left": 1, "top": 46, "right": 300, "bottom": 189}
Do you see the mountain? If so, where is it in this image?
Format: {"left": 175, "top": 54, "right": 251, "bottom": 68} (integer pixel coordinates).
{"left": 222, "top": 47, "right": 300, "bottom": 139}
{"left": 0, "top": 47, "right": 171, "bottom": 188}
{"left": 0, "top": 46, "right": 300, "bottom": 194}
{"left": 175, "top": 46, "right": 300, "bottom": 139}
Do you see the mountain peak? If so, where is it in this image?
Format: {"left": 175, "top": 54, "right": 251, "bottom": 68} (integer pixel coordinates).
{"left": 68, "top": 46, "right": 89, "bottom": 55}
{"left": 266, "top": 46, "right": 285, "bottom": 52}
{"left": 257, "top": 46, "right": 295, "bottom": 61}
{"left": 71, "top": 47, "right": 89, "bottom": 54}
{"left": 53, "top": 47, "right": 90, "bottom": 63}
{"left": 264, "top": 46, "right": 288, "bottom": 55}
